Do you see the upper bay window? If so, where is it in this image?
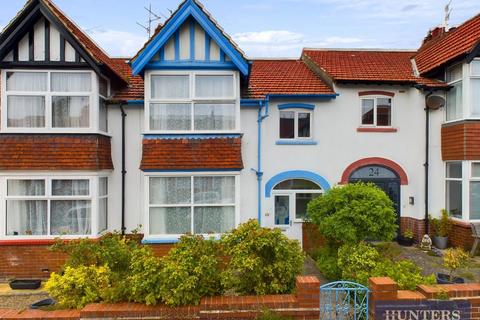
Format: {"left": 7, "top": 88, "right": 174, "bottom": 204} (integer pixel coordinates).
{"left": 471, "top": 60, "right": 480, "bottom": 118}
{"left": 446, "top": 64, "right": 463, "bottom": 121}
{"left": 1, "top": 176, "right": 109, "bottom": 239}
{"left": 361, "top": 97, "right": 392, "bottom": 127}
{"left": 147, "top": 71, "right": 239, "bottom": 133}
{"left": 2, "top": 70, "right": 109, "bottom": 133}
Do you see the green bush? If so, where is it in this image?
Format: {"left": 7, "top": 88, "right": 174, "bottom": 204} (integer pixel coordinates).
{"left": 314, "top": 246, "right": 341, "bottom": 280}
{"left": 307, "top": 183, "right": 397, "bottom": 245}
{"left": 157, "top": 235, "right": 223, "bottom": 306}
{"left": 124, "top": 246, "right": 164, "bottom": 305}
{"left": 221, "top": 220, "right": 305, "bottom": 295}
{"left": 337, "top": 242, "right": 380, "bottom": 285}
{"left": 45, "top": 265, "right": 112, "bottom": 309}
{"left": 255, "top": 309, "right": 292, "bottom": 320}
{"left": 337, "top": 242, "right": 435, "bottom": 290}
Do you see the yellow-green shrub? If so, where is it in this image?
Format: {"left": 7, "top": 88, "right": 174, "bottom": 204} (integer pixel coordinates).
{"left": 45, "top": 265, "right": 112, "bottom": 309}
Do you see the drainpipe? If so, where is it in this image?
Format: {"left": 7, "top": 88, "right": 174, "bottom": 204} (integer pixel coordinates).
{"left": 424, "top": 91, "right": 433, "bottom": 236}
{"left": 251, "top": 98, "right": 270, "bottom": 224}
{"left": 119, "top": 103, "right": 127, "bottom": 235}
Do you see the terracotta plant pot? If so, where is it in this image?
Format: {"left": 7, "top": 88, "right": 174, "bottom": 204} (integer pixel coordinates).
{"left": 434, "top": 236, "right": 448, "bottom": 249}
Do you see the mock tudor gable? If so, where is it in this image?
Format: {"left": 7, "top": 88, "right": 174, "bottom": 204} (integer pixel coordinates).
{"left": 130, "top": 0, "right": 249, "bottom": 76}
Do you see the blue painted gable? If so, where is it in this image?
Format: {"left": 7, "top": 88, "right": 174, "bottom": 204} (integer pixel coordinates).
{"left": 130, "top": 0, "right": 249, "bottom": 76}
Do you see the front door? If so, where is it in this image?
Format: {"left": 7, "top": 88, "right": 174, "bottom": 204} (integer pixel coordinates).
{"left": 349, "top": 165, "right": 401, "bottom": 227}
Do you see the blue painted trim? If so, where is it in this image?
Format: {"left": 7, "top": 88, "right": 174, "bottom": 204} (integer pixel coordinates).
{"left": 265, "top": 170, "right": 331, "bottom": 198}
{"left": 268, "top": 94, "right": 338, "bottom": 99}
{"left": 189, "top": 18, "right": 195, "bottom": 60}
{"left": 276, "top": 140, "right": 318, "bottom": 145}
{"left": 254, "top": 99, "right": 269, "bottom": 224}
{"left": 127, "top": 100, "right": 144, "bottom": 105}
{"left": 240, "top": 99, "right": 264, "bottom": 107}
{"left": 277, "top": 103, "right": 315, "bottom": 110}
{"left": 130, "top": 0, "right": 249, "bottom": 75}
{"left": 159, "top": 47, "right": 165, "bottom": 61}
{"left": 142, "top": 238, "right": 180, "bottom": 244}
{"left": 145, "top": 61, "right": 236, "bottom": 70}
{"left": 219, "top": 49, "right": 225, "bottom": 62}
{"left": 143, "top": 169, "right": 242, "bottom": 173}
{"left": 205, "top": 34, "right": 210, "bottom": 61}
{"left": 174, "top": 31, "right": 180, "bottom": 61}
{"left": 143, "top": 133, "right": 241, "bottom": 140}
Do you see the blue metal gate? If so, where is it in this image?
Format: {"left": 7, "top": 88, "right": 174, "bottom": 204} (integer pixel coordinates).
{"left": 320, "top": 281, "right": 369, "bottom": 320}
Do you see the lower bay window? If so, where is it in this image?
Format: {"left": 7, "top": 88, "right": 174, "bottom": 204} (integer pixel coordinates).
{"left": 146, "top": 174, "right": 238, "bottom": 238}
{"left": 445, "top": 161, "right": 480, "bottom": 221}
{"left": 1, "top": 175, "right": 108, "bottom": 238}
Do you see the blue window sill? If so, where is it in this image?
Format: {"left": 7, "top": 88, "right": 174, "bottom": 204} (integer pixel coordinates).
{"left": 276, "top": 140, "right": 318, "bottom": 145}
{"left": 142, "top": 238, "right": 179, "bottom": 244}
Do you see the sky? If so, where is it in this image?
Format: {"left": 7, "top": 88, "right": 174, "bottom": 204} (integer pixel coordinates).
{"left": 1, "top": 0, "right": 480, "bottom": 58}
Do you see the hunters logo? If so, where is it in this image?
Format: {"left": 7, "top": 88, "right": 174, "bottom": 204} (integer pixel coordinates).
{"left": 375, "top": 301, "right": 471, "bottom": 320}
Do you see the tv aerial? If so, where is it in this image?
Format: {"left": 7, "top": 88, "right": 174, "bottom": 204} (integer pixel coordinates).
{"left": 137, "top": 4, "right": 168, "bottom": 37}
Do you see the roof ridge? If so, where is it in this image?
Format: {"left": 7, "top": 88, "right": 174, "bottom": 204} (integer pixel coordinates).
{"left": 303, "top": 47, "right": 416, "bottom": 53}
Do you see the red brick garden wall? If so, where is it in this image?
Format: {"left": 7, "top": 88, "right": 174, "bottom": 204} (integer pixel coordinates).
{"left": 449, "top": 219, "right": 474, "bottom": 249}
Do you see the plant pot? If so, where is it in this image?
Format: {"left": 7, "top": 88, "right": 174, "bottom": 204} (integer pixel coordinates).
{"left": 9, "top": 279, "right": 41, "bottom": 290}
{"left": 397, "top": 236, "right": 414, "bottom": 247}
{"left": 436, "top": 273, "right": 465, "bottom": 284}
{"left": 30, "top": 298, "right": 56, "bottom": 309}
{"left": 434, "top": 236, "right": 448, "bottom": 249}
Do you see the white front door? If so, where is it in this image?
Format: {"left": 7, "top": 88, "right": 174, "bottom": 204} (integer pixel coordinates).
{"left": 270, "top": 193, "right": 303, "bottom": 245}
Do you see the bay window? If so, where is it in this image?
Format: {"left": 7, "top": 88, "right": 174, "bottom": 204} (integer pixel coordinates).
{"left": 2, "top": 70, "right": 109, "bottom": 132}
{"left": 471, "top": 60, "right": 480, "bottom": 117}
{"left": 445, "top": 161, "right": 480, "bottom": 221}
{"left": 361, "top": 97, "right": 392, "bottom": 127}
{"left": 147, "top": 175, "right": 237, "bottom": 238}
{"left": 147, "top": 71, "right": 238, "bottom": 132}
{"left": 446, "top": 64, "right": 463, "bottom": 121}
{"left": 2, "top": 176, "right": 108, "bottom": 238}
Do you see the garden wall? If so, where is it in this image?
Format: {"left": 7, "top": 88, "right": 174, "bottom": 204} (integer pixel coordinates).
{"left": 0, "top": 236, "right": 176, "bottom": 280}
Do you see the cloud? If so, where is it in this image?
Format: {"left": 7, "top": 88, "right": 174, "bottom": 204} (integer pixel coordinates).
{"left": 232, "top": 30, "right": 365, "bottom": 57}
{"left": 86, "top": 28, "right": 147, "bottom": 57}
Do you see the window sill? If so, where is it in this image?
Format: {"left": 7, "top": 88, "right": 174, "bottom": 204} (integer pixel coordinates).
{"left": 357, "top": 127, "right": 398, "bottom": 133}
{"left": 142, "top": 234, "right": 222, "bottom": 244}
{"left": 276, "top": 140, "right": 318, "bottom": 145}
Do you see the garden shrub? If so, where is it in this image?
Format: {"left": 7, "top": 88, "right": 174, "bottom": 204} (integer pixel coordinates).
{"left": 221, "top": 220, "right": 305, "bottom": 295}
{"left": 314, "top": 246, "right": 341, "bottom": 280}
{"left": 256, "top": 309, "right": 292, "bottom": 320}
{"left": 337, "top": 242, "right": 435, "bottom": 290}
{"left": 157, "top": 235, "right": 223, "bottom": 306}
{"left": 337, "top": 242, "right": 380, "bottom": 285}
{"left": 125, "top": 246, "right": 164, "bottom": 305}
{"left": 45, "top": 265, "right": 112, "bottom": 309}
{"left": 307, "top": 183, "right": 397, "bottom": 245}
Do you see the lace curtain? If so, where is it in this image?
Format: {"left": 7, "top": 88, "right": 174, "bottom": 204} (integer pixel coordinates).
{"left": 6, "top": 180, "right": 47, "bottom": 236}
{"left": 195, "top": 75, "right": 233, "bottom": 98}
{"left": 50, "top": 180, "right": 91, "bottom": 235}
{"left": 7, "top": 96, "right": 45, "bottom": 127}
{"left": 151, "top": 75, "right": 189, "bottom": 99}
{"left": 150, "top": 103, "right": 191, "bottom": 130}
{"left": 194, "top": 103, "right": 235, "bottom": 130}
{"left": 51, "top": 73, "right": 91, "bottom": 92}
{"left": 52, "top": 96, "right": 89, "bottom": 128}
{"left": 149, "top": 176, "right": 235, "bottom": 235}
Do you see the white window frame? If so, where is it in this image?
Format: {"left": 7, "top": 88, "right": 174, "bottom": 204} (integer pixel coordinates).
{"left": 144, "top": 70, "right": 240, "bottom": 134}
{"left": 1, "top": 69, "right": 109, "bottom": 134}
{"left": 271, "top": 182, "right": 323, "bottom": 224}
{"left": 98, "top": 176, "right": 109, "bottom": 234}
{"left": 445, "top": 161, "right": 480, "bottom": 223}
{"left": 144, "top": 172, "right": 240, "bottom": 240}
{"left": 469, "top": 59, "right": 480, "bottom": 119}
{"left": 445, "top": 63, "right": 465, "bottom": 122}
{"left": 278, "top": 109, "right": 313, "bottom": 140}
{"left": 0, "top": 173, "right": 109, "bottom": 240}
{"left": 359, "top": 95, "right": 394, "bottom": 128}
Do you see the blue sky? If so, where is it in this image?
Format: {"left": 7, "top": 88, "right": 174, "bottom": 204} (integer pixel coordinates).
{"left": 1, "top": 0, "right": 480, "bottom": 58}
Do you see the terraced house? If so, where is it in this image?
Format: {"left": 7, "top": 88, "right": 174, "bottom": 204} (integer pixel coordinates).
{"left": 0, "top": 0, "right": 479, "bottom": 279}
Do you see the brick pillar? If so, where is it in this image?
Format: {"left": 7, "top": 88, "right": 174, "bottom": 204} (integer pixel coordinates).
{"left": 369, "top": 277, "right": 399, "bottom": 318}
{"left": 296, "top": 276, "right": 321, "bottom": 308}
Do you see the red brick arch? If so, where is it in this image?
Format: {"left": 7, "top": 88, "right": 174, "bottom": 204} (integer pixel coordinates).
{"left": 340, "top": 157, "right": 409, "bottom": 185}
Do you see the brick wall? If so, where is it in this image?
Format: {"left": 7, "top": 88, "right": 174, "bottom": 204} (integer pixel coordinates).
{"left": 0, "top": 243, "right": 67, "bottom": 281}
{"left": 449, "top": 219, "right": 474, "bottom": 249}
{"left": 400, "top": 217, "right": 427, "bottom": 243}
{"left": 442, "top": 121, "right": 480, "bottom": 160}
{"left": 370, "top": 277, "right": 480, "bottom": 320}
{"left": 0, "top": 276, "right": 321, "bottom": 320}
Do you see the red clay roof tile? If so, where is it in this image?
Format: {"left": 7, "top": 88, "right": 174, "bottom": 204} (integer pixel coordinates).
{"left": 110, "top": 58, "right": 144, "bottom": 101}
{"left": 243, "top": 60, "right": 335, "bottom": 99}
{"left": 414, "top": 14, "right": 480, "bottom": 75}
{"left": 303, "top": 49, "right": 447, "bottom": 88}
{"left": 141, "top": 137, "right": 243, "bottom": 171}
{"left": 0, "top": 135, "right": 113, "bottom": 171}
